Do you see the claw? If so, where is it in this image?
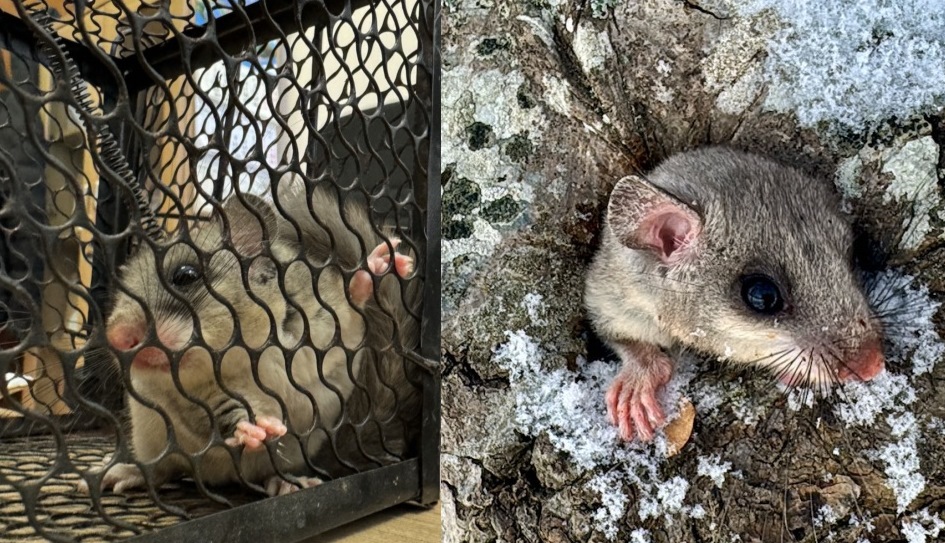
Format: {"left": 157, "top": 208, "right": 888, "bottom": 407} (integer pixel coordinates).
{"left": 226, "top": 415, "right": 287, "bottom": 451}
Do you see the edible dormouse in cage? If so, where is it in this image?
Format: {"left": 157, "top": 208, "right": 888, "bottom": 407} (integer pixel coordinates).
{"left": 0, "top": 0, "right": 439, "bottom": 540}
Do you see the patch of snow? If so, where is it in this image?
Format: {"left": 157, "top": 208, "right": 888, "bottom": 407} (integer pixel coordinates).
{"left": 493, "top": 331, "right": 702, "bottom": 538}
{"left": 587, "top": 472, "right": 629, "bottom": 540}
{"left": 901, "top": 508, "right": 945, "bottom": 543}
{"left": 827, "top": 269, "right": 944, "bottom": 513}
{"left": 784, "top": 386, "right": 816, "bottom": 411}
{"left": 813, "top": 504, "right": 839, "bottom": 528}
{"left": 834, "top": 372, "right": 916, "bottom": 426}
{"left": 876, "top": 412, "right": 925, "bottom": 513}
{"left": 629, "top": 528, "right": 651, "bottom": 543}
{"left": 868, "top": 270, "right": 944, "bottom": 375}
{"left": 739, "top": 0, "right": 945, "bottom": 131}
{"left": 697, "top": 455, "right": 732, "bottom": 488}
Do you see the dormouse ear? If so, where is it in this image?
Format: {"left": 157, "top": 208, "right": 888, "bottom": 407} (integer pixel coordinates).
{"left": 607, "top": 175, "right": 702, "bottom": 265}
{"left": 219, "top": 193, "right": 280, "bottom": 256}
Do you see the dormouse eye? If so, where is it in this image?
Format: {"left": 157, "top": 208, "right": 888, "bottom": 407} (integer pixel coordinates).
{"left": 740, "top": 274, "right": 784, "bottom": 314}
{"left": 171, "top": 265, "right": 201, "bottom": 287}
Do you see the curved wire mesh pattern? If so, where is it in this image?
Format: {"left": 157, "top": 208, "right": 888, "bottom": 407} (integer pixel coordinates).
{"left": 0, "top": 0, "right": 438, "bottom": 540}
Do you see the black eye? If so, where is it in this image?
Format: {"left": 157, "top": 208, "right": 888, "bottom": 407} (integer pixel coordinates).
{"left": 171, "top": 265, "right": 201, "bottom": 287}
{"left": 740, "top": 274, "right": 784, "bottom": 314}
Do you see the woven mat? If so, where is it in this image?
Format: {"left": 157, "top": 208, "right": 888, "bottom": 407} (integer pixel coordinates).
{"left": 0, "top": 432, "right": 259, "bottom": 542}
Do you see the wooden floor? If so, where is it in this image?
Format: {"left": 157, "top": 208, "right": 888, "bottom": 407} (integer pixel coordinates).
{"left": 306, "top": 502, "right": 441, "bottom": 543}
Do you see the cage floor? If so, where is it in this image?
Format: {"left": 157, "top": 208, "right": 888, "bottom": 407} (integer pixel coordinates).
{"left": 0, "top": 431, "right": 260, "bottom": 542}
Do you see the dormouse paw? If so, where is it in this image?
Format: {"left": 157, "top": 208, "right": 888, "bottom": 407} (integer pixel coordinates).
{"left": 225, "top": 415, "right": 287, "bottom": 451}
{"left": 77, "top": 462, "right": 147, "bottom": 495}
{"left": 606, "top": 346, "right": 673, "bottom": 442}
{"left": 263, "top": 475, "right": 322, "bottom": 497}
{"left": 349, "top": 238, "right": 414, "bottom": 307}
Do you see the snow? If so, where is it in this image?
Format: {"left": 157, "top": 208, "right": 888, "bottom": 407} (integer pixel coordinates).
{"left": 867, "top": 270, "right": 944, "bottom": 375}
{"left": 877, "top": 412, "right": 925, "bottom": 514}
{"left": 901, "top": 509, "right": 945, "bottom": 543}
{"left": 829, "top": 270, "right": 944, "bottom": 514}
{"left": 696, "top": 455, "right": 732, "bottom": 488}
{"left": 587, "top": 472, "right": 630, "bottom": 540}
{"left": 785, "top": 386, "right": 816, "bottom": 411}
{"left": 833, "top": 372, "right": 916, "bottom": 426}
{"left": 492, "top": 330, "right": 702, "bottom": 538}
{"left": 813, "top": 504, "right": 839, "bottom": 528}
{"left": 740, "top": 0, "right": 945, "bottom": 131}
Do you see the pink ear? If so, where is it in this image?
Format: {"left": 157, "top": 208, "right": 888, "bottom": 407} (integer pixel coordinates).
{"left": 607, "top": 175, "right": 702, "bottom": 264}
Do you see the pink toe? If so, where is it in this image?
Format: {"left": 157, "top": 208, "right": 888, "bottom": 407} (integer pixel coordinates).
{"left": 394, "top": 254, "right": 414, "bottom": 277}
{"left": 257, "top": 416, "right": 287, "bottom": 437}
{"left": 630, "top": 403, "right": 654, "bottom": 441}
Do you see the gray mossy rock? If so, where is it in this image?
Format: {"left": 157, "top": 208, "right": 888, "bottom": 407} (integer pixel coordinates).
{"left": 441, "top": 1, "right": 945, "bottom": 541}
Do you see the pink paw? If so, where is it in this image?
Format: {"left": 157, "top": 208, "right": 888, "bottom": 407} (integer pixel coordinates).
{"left": 349, "top": 238, "right": 414, "bottom": 306}
{"left": 225, "top": 415, "right": 287, "bottom": 451}
{"left": 264, "top": 475, "right": 322, "bottom": 496}
{"left": 606, "top": 346, "right": 673, "bottom": 442}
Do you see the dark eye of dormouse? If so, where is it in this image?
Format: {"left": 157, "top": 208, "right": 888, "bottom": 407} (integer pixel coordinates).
{"left": 170, "top": 264, "right": 201, "bottom": 287}
{"left": 740, "top": 274, "right": 785, "bottom": 315}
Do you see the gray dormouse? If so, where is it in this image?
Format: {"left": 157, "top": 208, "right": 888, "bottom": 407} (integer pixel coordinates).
{"left": 87, "top": 181, "right": 419, "bottom": 496}
{"left": 585, "top": 147, "right": 884, "bottom": 442}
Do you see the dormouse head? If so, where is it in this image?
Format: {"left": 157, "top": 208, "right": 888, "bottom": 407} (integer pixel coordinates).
{"left": 105, "top": 194, "right": 300, "bottom": 381}
{"left": 607, "top": 147, "right": 884, "bottom": 389}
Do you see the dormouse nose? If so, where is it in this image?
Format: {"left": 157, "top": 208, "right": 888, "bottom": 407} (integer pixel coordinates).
{"left": 106, "top": 323, "right": 143, "bottom": 351}
{"left": 837, "top": 338, "right": 884, "bottom": 382}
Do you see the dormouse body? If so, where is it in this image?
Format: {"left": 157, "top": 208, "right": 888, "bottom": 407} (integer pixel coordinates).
{"left": 585, "top": 147, "right": 884, "bottom": 442}
{"left": 93, "top": 183, "right": 419, "bottom": 496}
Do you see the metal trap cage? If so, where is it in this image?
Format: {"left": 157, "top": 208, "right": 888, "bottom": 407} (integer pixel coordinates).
{"left": 0, "top": 0, "right": 440, "bottom": 540}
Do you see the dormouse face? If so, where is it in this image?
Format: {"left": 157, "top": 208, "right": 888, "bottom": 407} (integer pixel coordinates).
{"left": 607, "top": 148, "right": 884, "bottom": 388}
{"left": 104, "top": 196, "right": 296, "bottom": 383}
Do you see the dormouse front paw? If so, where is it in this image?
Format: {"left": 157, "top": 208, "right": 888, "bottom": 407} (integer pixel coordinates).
{"left": 348, "top": 238, "right": 414, "bottom": 307}
{"left": 77, "top": 462, "right": 148, "bottom": 495}
{"left": 225, "top": 415, "right": 287, "bottom": 451}
{"left": 606, "top": 344, "right": 673, "bottom": 442}
{"left": 263, "top": 475, "right": 322, "bottom": 497}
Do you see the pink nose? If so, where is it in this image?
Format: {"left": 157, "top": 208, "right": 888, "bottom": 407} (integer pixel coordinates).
{"left": 107, "top": 324, "right": 142, "bottom": 351}
{"left": 838, "top": 339, "right": 885, "bottom": 382}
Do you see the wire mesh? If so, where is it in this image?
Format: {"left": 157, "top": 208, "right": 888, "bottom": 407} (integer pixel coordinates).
{"left": 0, "top": 0, "right": 438, "bottom": 540}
